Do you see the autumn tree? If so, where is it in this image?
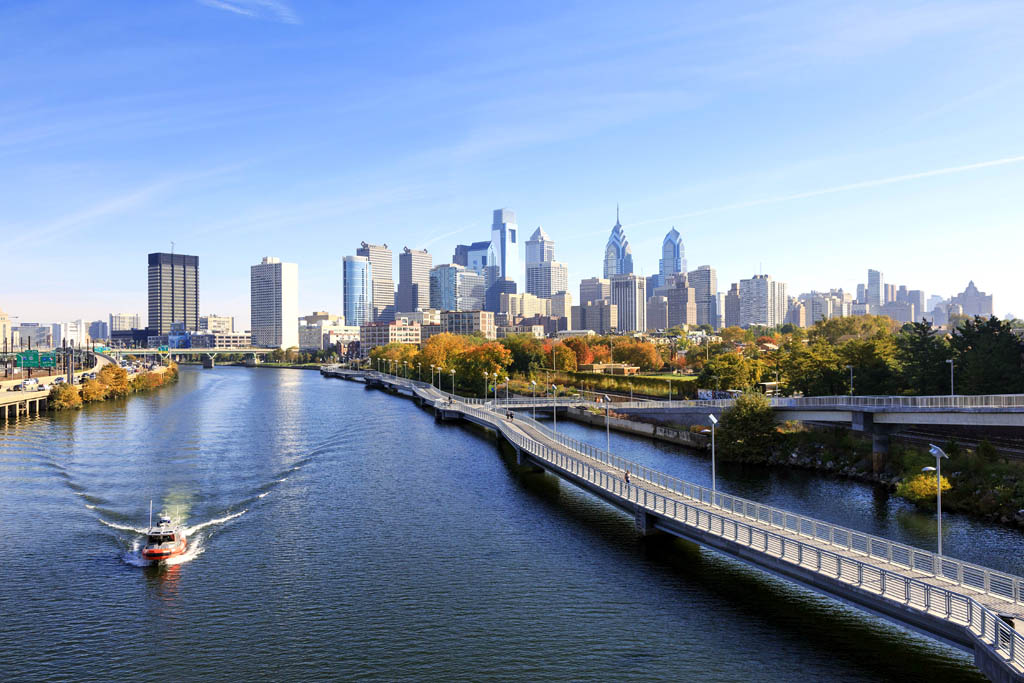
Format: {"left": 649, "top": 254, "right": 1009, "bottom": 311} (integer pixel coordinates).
{"left": 416, "top": 333, "right": 473, "bottom": 373}
{"left": 562, "top": 336, "right": 594, "bottom": 367}
{"left": 80, "top": 378, "right": 108, "bottom": 402}
{"left": 453, "top": 342, "right": 513, "bottom": 395}
{"left": 612, "top": 340, "right": 662, "bottom": 371}
{"left": 499, "top": 333, "right": 545, "bottom": 373}
{"left": 98, "top": 364, "right": 130, "bottom": 398}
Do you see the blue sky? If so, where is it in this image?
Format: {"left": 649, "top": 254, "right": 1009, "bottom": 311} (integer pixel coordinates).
{"left": 2, "top": 0, "right": 1023, "bottom": 326}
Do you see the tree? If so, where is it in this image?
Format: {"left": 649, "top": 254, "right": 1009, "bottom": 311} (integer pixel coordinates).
{"left": 717, "top": 391, "right": 776, "bottom": 462}
{"left": 80, "top": 378, "right": 108, "bottom": 402}
{"left": 698, "top": 352, "right": 760, "bottom": 390}
{"left": 368, "top": 342, "right": 419, "bottom": 372}
{"left": 780, "top": 337, "right": 844, "bottom": 396}
{"left": 416, "top": 333, "right": 473, "bottom": 373}
{"left": 895, "top": 321, "right": 950, "bottom": 395}
{"left": 541, "top": 341, "right": 577, "bottom": 372}
{"left": 98, "top": 364, "right": 130, "bottom": 397}
{"left": 562, "top": 336, "right": 594, "bottom": 366}
{"left": 718, "top": 327, "right": 747, "bottom": 346}
{"left": 590, "top": 344, "right": 611, "bottom": 363}
{"left": 453, "top": 342, "right": 513, "bottom": 395}
{"left": 49, "top": 383, "right": 82, "bottom": 410}
{"left": 949, "top": 316, "right": 1024, "bottom": 394}
{"left": 839, "top": 336, "right": 900, "bottom": 395}
{"left": 612, "top": 340, "right": 662, "bottom": 370}
{"left": 895, "top": 473, "right": 951, "bottom": 505}
{"left": 499, "top": 333, "right": 546, "bottom": 373}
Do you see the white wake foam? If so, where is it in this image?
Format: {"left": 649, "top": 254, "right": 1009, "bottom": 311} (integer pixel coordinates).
{"left": 100, "top": 519, "right": 147, "bottom": 534}
{"left": 258, "top": 492, "right": 269, "bottom": 499}
{"left": 184, "top": 509, "right": 246, "bottom": 535}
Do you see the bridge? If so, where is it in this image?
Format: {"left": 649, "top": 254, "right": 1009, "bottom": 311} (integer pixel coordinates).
{"left": 108, "top": 347, "right": 274, "bottom": 368}
{"left": 324, "top": 366, "right": 1024, "bottom": 682}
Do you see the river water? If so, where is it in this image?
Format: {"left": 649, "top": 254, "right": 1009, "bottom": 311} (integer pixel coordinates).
{"left": 1, "top": 366, "right": 1018, "bottom": 681}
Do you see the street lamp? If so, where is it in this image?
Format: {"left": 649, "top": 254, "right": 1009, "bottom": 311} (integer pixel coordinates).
{"left": 493, "top": 372, "right": 499, "bottom": 407}
{"left": 845, "top": 365, "right": 854, "bottom": 396}
{"left": 603, "top": 394, "right": 611, "bottom": 452}
{"left": 531, "top": 379, "right": 537, "bottom": 419}
{"left": 451, "top": 369, "right": 456, "bottom": 395}
{"left": 946, "top": 359, "right": 954, "bottom": 396}
{"left": 430, "top": 364, "right": 436, "bottom": 387}
{"left": 403, "top": 360, "right": 408, "bottom": 379}
{"left": 709, "top": 414, "right": 718, "bottom": 495}
{"left": 417, "top": 363, "right": 421, "bottom": 382}
{"left": 925, "top": 443, "right": 950, "bottom": 556}
{"left": 552, "top": 384, "right": 557, "bottom": 432}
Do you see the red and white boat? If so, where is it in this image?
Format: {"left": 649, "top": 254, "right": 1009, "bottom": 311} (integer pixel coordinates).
{"left": 142, "top": 502, "right": 188, "bottom": 562}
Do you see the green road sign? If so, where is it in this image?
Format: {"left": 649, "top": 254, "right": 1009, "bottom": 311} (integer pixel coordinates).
{"left": 40, "top": 353, "right": 56, "bottom": 368}
{"left": 17, "top": 350, "right": 40, "bottom": 368}
{"left": 158, "top": 345, "right": 169, "bottom": 352}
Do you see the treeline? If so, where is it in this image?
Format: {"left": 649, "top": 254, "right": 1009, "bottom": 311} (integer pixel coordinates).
{"left": 367, "top": 332, "right": 672, "bottom": 396}
{"left": 691, "top": 315, "right": 1024, "bottom": 396}
{"left": 50, "top": 363, "right": 179, "bottom": 410}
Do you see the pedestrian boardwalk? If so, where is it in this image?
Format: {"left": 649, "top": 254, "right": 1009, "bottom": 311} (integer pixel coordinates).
{"left": 326, "top": 368, "right": 1024, "bottom": 682}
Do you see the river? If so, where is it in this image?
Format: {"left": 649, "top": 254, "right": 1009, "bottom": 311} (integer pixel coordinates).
{"left": 2, "top": 366, "right": 1017, "bottom": 681}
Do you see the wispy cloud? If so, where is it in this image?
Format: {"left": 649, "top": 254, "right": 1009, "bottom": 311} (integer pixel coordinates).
{"left": 197, "top": 0, "right": 299, "bottom": 24}
{"left": 627, "top": 154, "right": 1024, "bottom": 230}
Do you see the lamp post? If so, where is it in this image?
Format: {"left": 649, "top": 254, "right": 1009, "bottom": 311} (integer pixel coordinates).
{"left": 925, "top": 443, "right": 950, "bottom": 556}
{"left": 430, "top": 364, "right": 436, "bottom": 387}
{"left": 451, "top": 369, "right": 456, "bottom": 395}
{"left": 668, "top": 379, "right": 672, "bottom": 402}
{"left": 709, "top": 413, "right": 718, "bottom": 495}
{"left": 946, "top": 359, "right": 954, "bottom": 396}
{"left": 604, "top": 394, "right": 611, "bottom": 453}
{"left": 531, "top": 379, "right": 537, "bottom": 420}
{"left": 552, "top": 384, "right": 557, "bottom": 432}
{"left": 846, "top": 365, "right": 854, "bottom": 396}
{"left": 403, "top": 360, "right": 408, "bottom": 379}
{"left": 417, "top": 363, "right": 421, "bottom": 382}
{"left": 493, "top": 372, "right": 498, "bottom": 407}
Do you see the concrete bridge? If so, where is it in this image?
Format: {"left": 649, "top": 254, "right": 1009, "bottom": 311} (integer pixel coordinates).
{"left": 323, "top": 367, "right": 1024, "bottom": 682}
{"left": 110, "top": 347, "right": 273, "bottom": 368}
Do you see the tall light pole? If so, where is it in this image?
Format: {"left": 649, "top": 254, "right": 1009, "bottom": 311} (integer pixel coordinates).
{"left": 709, "top": 413, "right": 718, "bottom": 495}
{"left": 925, "top": 444, "right": 950, "bottom": 556}
{"left": 493, "top": 372, "right": 498, "bottom": 407}
{"left": 403, "top": 360, "right": 408, "bottom": 379}
{"left": 604, "top": 394, "right": 611, "bottom": 453}
{"left": 417, "top": 363, "right": 421, "bottom": 382}
{"left": 451, "top": 369, "right": 456, "bottom": 396}
{"left": 846, "top": 364, "right": 854, "bottom": 396}
{"left": 552, "top": 384, "right": 557, "bottom": 432}
{"left": 946, "top": 359, "right": 954, "bottom": 396}
{"left": 430, "top": 364, "right": 436, "bottom": 387}
{"left": 531, "top": 379, "right": 537, "bottom": 420}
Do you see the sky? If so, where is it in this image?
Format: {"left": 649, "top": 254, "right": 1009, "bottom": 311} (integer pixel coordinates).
{"left": 2, "top": 0, "right": 1023, "bottom": 327}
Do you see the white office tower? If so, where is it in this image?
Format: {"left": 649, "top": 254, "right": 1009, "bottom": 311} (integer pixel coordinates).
{"left": 739, "top": 274, "right": 787, "bottom": 328}
{"left": 867, "top": 269, "right": 884, "bottom": 308}
{"left": 490, "top": 209, "right": 521, "bottom": 287}
{"left": 251, "top": 257, "right": 299, "bottom": 349}
{"left": 525, "top": 226, "right": 555, "bottom": 265}
{"left": 687, "top": 265, "right": 717, "bottom": 327}
{"left": 357, "top": 242, "right": 396, "bottom": 322}
{"left": 610, "top": 273, "right": 646, "bottom": 332}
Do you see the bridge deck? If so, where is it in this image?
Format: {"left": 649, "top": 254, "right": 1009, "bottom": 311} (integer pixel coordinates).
{"left": 329, "top": 368, "right": 1024, "bottom": 680}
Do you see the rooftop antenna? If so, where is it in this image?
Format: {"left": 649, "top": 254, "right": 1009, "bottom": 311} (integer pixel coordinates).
{"left": 149, "top": 500, "right": 153, "bottom": 531}
{"left": 171, "top": 241, "right": 175, "bottom": 255}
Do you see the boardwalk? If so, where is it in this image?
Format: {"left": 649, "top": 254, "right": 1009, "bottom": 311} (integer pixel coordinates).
{"left": 327, "top": 367, "right": 1024, "bottom": 682}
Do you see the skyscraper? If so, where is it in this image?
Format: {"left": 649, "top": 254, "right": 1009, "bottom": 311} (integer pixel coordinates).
{"left": 251, "top": 256, "right": 299, "bottom": 349}
{"left": 148, "top": 252, "right": 199, "bottom": 335}
{"left": 429, "top": 263, "right": 485, "bottom": 311}
{"left": 343, "top": 255, "right": 373, "bottom": 327}
{"left": 357, "top": 242, "right": 395, "bottom": 322}
{"left": 452, "top": 240, "right": 491, "bottom": 273}
{"left": 610, "top": 273, "right": 646, "bottom": 332}
{"left": 603, "top": 207, "right": 633, "bottom": 279}
{"left": 490, "top": 209, "right": 521, "bottom": 286}
{"left": 687, "top": 265, "right": 717, "bottom": 327}
{"left": 724, "top": 283, "right": 741, "bottom": 328}
{"left": 579, "top": 277, "right": 610, "bottom": 305}
{"left": 109, "top": 312, "right": 141, "bottom": 332}
{"left": 397, "top": 247, "right": 432, "bottom": 312}
{"left": 739, "top": 274, "right": 787, "bottom": 328}
{"left": 524, "top": 226, "right": 555, "bottom": 265}
{"left": 654, "top": 273, "right": 697, "bottom": 328}
{"left": 867, "top": 269, "right": 884, "bottom": 307}
{"left": 658, "top": 227, "right": 685, "bottom": 288}
{"left": 525, "top": 226, "right": 564, "bottom": 298}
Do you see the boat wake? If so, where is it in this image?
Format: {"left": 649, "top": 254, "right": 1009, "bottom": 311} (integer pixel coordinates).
{"left": 102, "top": 509, "right": 247, "bottom": 567}
{"left": 184, "top": 509, "right": 246, "bottom": 535}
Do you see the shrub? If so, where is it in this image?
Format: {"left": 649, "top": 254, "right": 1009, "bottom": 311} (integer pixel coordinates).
{"left": 49, "top": 383, "right": 82, "bottom": 410}
{"left": 895, "top": 473, "right": 951, "bottom": 504}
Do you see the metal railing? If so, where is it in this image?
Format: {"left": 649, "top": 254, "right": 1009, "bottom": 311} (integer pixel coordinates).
{"left": 605, "top": 394, "right": 1024, "bottom": 412}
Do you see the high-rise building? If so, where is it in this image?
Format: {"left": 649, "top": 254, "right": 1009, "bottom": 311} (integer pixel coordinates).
{"left": 906, "top": 290, "right": 926, "bottom": 321}
{"left": 658, "top": 227, "right": 685, "bottom": 289}
{"left": 687, "top": 265, "right": 717, "bottom": 327}
{"left": 950, "top": 281, "right": 994, "bottom": 318}
{"left": 525, "top": 226, "right": 555, "bottom": 265}
{"left": 251, "top": 257, "right": 299, "bottom": 349}
{"left": 343, "top": 255, "right": 373, "bottom": 327}
{"left": 0, "top": 308, "right": 11, "bottom": 350}
{"left": 429, "top": 263, "right": 485, "bottom": 311}
{"left": 397, "top": 247, "right": 432, "bottom": 313}
{"left": 867, "top": 269, "right": 884, "bottom": 307}
{"left": 610, "top": 273, "right": 646, "bottom": 332}
{"left": 200, "top": 314, "right": 235, "bottom": 334}
{"left": 441, "top": 310, "right": 496, "bottom": 339}
{"left": 485, "top": 277, "right": 517, "bottom": 313}
{"left": 570, "top": 300, "right": 617, "bottom": 334}
{"left": 739, "top": 274, "right": 787, "bottom": 328}
{"left": 489, "top": 209, "right": 521, "bottom": 286}
{"left": 550, "top": 291, "right": 573, "bottom": 319}
{"left": 500, "top": 292, "right": 551, "bottom": 318}
{"left": 88, "top": 320, "right": 109, "bottom": 341}
{"left": 654, "top": 273, "right": 697, "bottom": 328}
{"left": 109, "top": 312, "right": 142, "bottom": 332}
{"left": 885, "top": 283, "right": 896, "bottom": 304}
{"left": 357, "top": 242, "right": 395, "bottom": 322}
{"left": 724, "top": 283, "right": 741, "bottom": 328}
{"left": 646, "top": 295, "right": 669, "bottom": 331}
{"left": 711, "top": 292, "right": 726, "bottom": 330}
{"left": 527, "top": 261, "right": 568, "bottom": 299}
{"left": 603, "top": 207, "right": 633, "bottom": 279}
{"left": 580, "top": 277, "right": 610, "bottom": 305}
{"left": 148, "top": 252, "right": 199, "bottom": 334}
{"left": 452, "top": 240, "right": 492, "bottom": 273}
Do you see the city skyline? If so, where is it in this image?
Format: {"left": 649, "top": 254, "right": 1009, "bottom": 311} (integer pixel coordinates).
{"left": 2, "top": 1, "right": 1023, "bottom": 322}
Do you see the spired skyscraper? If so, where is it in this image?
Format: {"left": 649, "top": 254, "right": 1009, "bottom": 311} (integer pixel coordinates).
{"left": 658, "top": 227, "right": 685, "bottom": 287}
{"left": 603, "top": 207, "right": 633, "bottom": 279}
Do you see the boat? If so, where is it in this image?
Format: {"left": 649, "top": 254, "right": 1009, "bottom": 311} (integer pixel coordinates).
{"left": 141, "top": 501, "right": 188, "bottom": 562}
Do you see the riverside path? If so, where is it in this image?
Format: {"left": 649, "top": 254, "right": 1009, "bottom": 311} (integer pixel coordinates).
{"left": 324, "top": 366, "right": 1024, "bottom": 683}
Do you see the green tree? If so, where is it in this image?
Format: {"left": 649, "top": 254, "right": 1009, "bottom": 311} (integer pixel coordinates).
{"left": 453, "top": 342, "right": 513, "bottom": 396}
{"left": 698, "top": 352, "right": 759, "bottom": 390}
{"left": 717, "top": 391, "right": 776, "bottom": 463}
{"left": 499, "top": 333, "right": 546, "bottom": 373}
{"left": 839, "top": 336, "right": 900, "bottom": 395}
{"left": 895, "top": 321, "right": 950, "bottom": 395}
{"left": 780, "top": 337, "right": 845, "bottom": 396}
{"left": 949, "top": 316, "right": 1024, "bottom": 394}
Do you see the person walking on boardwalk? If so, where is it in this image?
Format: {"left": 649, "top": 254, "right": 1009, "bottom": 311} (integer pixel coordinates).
{"left": 624, "top": 471, "right": 630, "bottom": 485}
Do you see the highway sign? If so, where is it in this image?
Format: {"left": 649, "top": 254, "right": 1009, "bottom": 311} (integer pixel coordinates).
{"left": 158, "top": 345, "right": 169, "bottom": 352}
{"left": 16, "top": 350, "right": 39, "bottom": 368}
{"left": 40, "top": 353, "right": 56, "bottom": 368}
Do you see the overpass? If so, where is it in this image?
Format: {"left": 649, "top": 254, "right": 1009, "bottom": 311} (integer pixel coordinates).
{"left": 324, "top": 367, "right": 1024, "bottom": 682}
{"left": 108, "top": 347, "right": 274, "bottom": 368}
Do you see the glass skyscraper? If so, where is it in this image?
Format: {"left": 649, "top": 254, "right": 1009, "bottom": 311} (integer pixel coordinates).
{"left": 343, "top": 255, "right": 373, "bottom": 327}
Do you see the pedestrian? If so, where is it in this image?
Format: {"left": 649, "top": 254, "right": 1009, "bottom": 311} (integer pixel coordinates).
{"left": 624, "top": 471, "right": 630, "bottom": 484}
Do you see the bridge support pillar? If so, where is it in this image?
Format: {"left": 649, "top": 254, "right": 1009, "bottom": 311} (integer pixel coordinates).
{"left": 853, "top": 411, "right": 891, "bottom": 473}
{"left": 202, "top": 353, "right": 217, "bottom": 369}
{"left": 633, "top": 507, "right": 658, "bottom": 536}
